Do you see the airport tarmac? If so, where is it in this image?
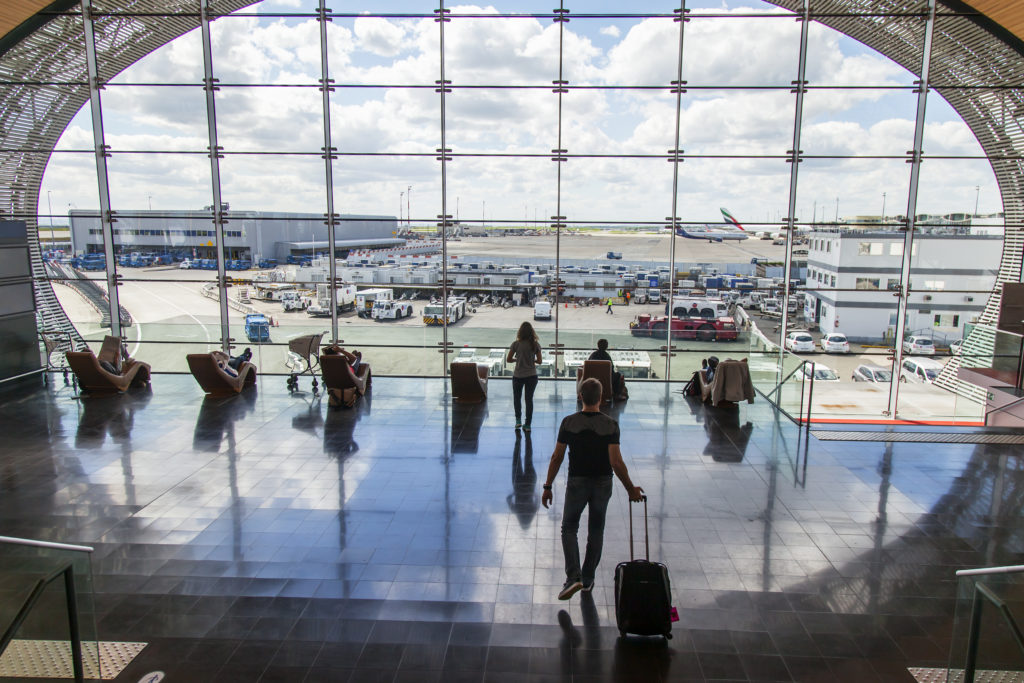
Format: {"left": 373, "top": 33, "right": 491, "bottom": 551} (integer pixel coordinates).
{"left": 444, "top": 230, "right": 787, "bottom": 263}
{"left": 50, "top": 233, "right": 975, "bottom": 422}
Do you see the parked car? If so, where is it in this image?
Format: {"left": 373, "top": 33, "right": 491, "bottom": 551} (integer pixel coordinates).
{"left": 799, "top": 363, "right": 840, "bottom": 382}
{"left": 784, "top": 331, "right": 816, "bottom": 353}
{"left": 902, "top": 335, "right": 935, "bottom": 355}
{"left": 949, "top": 339, "right": 964, "bottom": 355}
{"left": 820, "top": 332, "right": 850, "bottom": 354}
{"left": 852, "top": 364, "right": 892, "bottom": 383}
{"left": 179, "top": 258, "right": 193, "bottom": 269}
{"left": 900, "top": 357, "right": 944, "bottom": 383}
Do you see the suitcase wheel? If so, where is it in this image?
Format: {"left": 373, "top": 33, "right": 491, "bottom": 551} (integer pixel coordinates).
{"left": 665, "top": 633, "right": 672, "bottom": 640}
{"left": 619, "top": 630, "right": 626, "bottom": 638}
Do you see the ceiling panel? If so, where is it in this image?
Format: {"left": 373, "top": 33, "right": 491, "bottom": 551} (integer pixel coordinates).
{"left": 1, "top": 1, "right": 53, "bottom": 42}
{"left": 961, "top": 1, "right": 1024, "bottom": 44}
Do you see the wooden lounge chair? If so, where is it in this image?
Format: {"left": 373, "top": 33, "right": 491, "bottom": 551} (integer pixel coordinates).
{"left": 576, "top": 359, "right": 613, "bottom": 403}
{"left": 66, "top": 351, "right": 151, "bottom": 393}
{"left": 97, "top": 335, "right": 123, "bottom": 368}
{"left": 320, "top": 354, "right": 371, "bottom": 407}
{"left": 699, "top": 358, "right": 755, "bottom": 406}
{"left": 450, "top": 361, "right": 488, "bottom": 403}
{"left": 187, "top": 352, "right": 257, "bottom": 396}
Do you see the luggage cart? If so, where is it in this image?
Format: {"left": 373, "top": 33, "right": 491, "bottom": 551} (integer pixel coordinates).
{"left": 40, "top": 330, "right": 74, "bottom": 384}
{"left": 285, "top": 331, "right": 327, "bottom": 393}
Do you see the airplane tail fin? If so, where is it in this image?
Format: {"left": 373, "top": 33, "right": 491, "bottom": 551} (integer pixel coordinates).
{"left": 720, "top": 208, "right": 744, "bottom": 231}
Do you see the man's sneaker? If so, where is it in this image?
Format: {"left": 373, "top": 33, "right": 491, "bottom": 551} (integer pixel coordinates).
{"left": 515, "top": 421, "right": 522, "bottom": 430}
{"left": 523, "top": 423, "right": 531, "bottom": 432}
{"left": 581, "top": 581, "right": 595, "bottom": 593}
{"left": 558, "top": 580, "right": 583, "bottom": 601}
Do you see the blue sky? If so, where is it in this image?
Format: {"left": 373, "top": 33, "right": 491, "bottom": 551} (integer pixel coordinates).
{"left": 43, "top": 1, "right": 999, "bottom": 228}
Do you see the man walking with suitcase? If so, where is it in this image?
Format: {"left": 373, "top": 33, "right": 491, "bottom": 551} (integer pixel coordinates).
{"left": 542, "top": 378, "right": 644, "bottom": 600}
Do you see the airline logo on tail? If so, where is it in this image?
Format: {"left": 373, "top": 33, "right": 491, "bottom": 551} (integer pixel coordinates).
{"left": 674, "top": 208, "right": 749, "bottom": 241}
{"left": 720, "top": 208, "right": 744, "bottom": 231}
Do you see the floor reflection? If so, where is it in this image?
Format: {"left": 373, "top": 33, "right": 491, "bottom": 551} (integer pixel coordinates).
{"left": 74, "top": 388, "right": 152, "bottom": 449}
{"left": 192, "top": 391, "right": 256, "bottom": 452}
{"left": 450, "top": 400, "right": 486, "bottom": 454}
{"left": 507, "top": 432, "right": 538, "bottom": 529}
{"left": 701, "top": 403, "right": 754, "bottom": 463}
{"left": 3, "top": 376, "right": 1024, "bottom": 682}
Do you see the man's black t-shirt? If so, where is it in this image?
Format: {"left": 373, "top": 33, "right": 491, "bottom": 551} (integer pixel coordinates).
{"left": 557, "top": 411, "right": 620, "bottom": 477}
{"left": 588, "top": 348, "right": 614, "bottom": 371}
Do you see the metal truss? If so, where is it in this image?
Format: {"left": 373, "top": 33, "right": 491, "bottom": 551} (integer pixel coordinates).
{"left": 763, "top": 0, "right": 1024, "bottom": 402}
{"left": 0, "top": 0, "right": 254, "bottom": 346}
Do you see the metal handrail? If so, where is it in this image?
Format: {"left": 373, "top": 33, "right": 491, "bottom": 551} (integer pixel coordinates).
{"left": 957, "top": 565, "right": 1024, "bottom": 577}
{"left": 961, "top": 579, "right": 1024, "bottom": 683}
{"left": 0, "top": 563, "right": 86, "bottom": 683}
{"left": 765, "top": 358, "right": 810, "bottom": 401}
{"left": 0, "top": 536, "right": 94, "bottom": 553}
{"left": 984, "top": 393, "right": 1024, "bottom": 423}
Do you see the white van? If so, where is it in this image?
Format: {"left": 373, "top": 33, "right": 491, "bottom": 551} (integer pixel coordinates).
{"left": 534, "top": 300, "right": 552, "bottom": 320}
{"left": 900, "top": 357, "right": 944, "bottom": 384}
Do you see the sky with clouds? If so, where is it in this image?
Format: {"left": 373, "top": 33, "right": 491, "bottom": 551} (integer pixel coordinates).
{"left": 42, "top": 1, "right": 1000, "bottom": 231}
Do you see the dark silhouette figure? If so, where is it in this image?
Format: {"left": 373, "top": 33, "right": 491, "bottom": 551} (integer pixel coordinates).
{"left": 507, "top": 431, "right": 539, "bottom": 529}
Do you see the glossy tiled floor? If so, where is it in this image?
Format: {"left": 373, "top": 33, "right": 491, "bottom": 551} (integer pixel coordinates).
{"left": 2, "top": 375, "right": 1024, "bottom": 682}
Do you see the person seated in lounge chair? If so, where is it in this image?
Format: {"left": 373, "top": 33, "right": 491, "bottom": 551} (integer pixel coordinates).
{"left": 323, "top": 345, "right": 362, "bottom": 372}
{"left": 588, "top": 338, "right": 627, "bottom": 400}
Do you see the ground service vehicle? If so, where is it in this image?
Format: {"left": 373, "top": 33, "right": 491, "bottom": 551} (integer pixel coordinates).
{"left": 279, "top": 291, "right": 306, "bottom": 312}
{"left": 372, "top": 300, "right": 414, "bottom": 320}
{"left": 901, "top": 357, "right": 943, "bottom": 383}
{"left": 852, "top": 364, "right": 891, "bottom": 383}
{"left": 666, "top": 296, "right": 729, "bottom": 319}
{"left": 244, "top": 314, "right": 271, "bottom": 343}
{"left": 355, "top": 288, "right": 393, "bottom": 318}
{"left": 423, "top": 298, "right": 467, "bottom": 325}
{"left": 307, "top": 283, "right": 356, "bottom": 317}
{"left": 629, "top": 315, "right": 738, "bottom": 342}
{"left": 534, "top": 300, "right": 552, "bottom": 320}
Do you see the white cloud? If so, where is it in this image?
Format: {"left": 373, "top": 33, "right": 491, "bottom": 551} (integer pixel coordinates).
{"left": 40, "top": 5, "right": 1001, "bottom": 223}
{"left": 354, "top": 17, "right": 408, "bottom": 57}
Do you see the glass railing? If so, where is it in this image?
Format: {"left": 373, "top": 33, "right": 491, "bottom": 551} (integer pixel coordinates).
{"left": 0, "top": 536, "right": 98, "bottom": 682}
{"left": 948, "top": 565, "right": 1024, "bottom": 682}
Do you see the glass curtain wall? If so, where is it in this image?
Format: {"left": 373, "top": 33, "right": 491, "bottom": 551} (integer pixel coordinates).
{"left": 36, "top": 0, "right": 1004, "bottom": 423}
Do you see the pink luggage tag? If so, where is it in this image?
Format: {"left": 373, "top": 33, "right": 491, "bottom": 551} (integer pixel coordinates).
{"left": 670, "top": 607, "right": 679, "bottom": 622}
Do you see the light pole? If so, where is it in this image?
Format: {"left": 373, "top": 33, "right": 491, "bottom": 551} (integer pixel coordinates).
{"left": 407, "top": 185, "right": 411, "bottom": 228}
{"left": 881, "top": 192, "right": 886, "bottom": 223}
{"left": 399, "top": 191, "right": 404, "bottom": 224}
{"left": 148, "top": 195, "right": 152, "bottom": 211}
{"left": 974, "top": 185, "right": 980, "bottom": 216}
{"left": 46, "top": 190, "right": 55, "bottom": 247}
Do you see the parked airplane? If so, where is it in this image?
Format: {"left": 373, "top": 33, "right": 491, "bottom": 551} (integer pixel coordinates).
{"left": 673, "top": 208, "right": 749, "bottom": 241}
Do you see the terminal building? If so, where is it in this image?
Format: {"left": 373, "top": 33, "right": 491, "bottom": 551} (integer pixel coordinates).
{"left": 69, "top": 208, "right": 403, "bottom": 262}
{"left": 803, "top": 228, "right": 1002, "bottom": 343}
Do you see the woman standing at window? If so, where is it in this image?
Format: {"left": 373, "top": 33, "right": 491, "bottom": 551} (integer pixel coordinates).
{"left": 507, "top": 321, "right": 543, "bottom": 431}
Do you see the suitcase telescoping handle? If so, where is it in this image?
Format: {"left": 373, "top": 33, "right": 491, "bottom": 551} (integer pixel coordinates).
{"left": 628, "top": 494, "right": 649, "bottom": 562}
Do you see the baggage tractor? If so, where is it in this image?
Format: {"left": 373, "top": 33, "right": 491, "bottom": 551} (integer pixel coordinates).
{"left": 614, "top": 495, "right": 672, "bottom": 638}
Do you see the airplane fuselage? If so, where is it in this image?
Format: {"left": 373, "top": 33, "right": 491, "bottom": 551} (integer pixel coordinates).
{"left": 676, "top": 227, "right": 749, "bottom": 242}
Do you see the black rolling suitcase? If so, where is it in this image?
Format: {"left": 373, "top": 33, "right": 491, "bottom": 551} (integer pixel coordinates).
{"left": 614, "top": 495, "right": 672, "bottom": 638}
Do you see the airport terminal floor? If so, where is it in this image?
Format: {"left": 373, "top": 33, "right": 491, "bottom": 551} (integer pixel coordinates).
{"left": 2, "top": 374, "right": 1024, "bottom": 682}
